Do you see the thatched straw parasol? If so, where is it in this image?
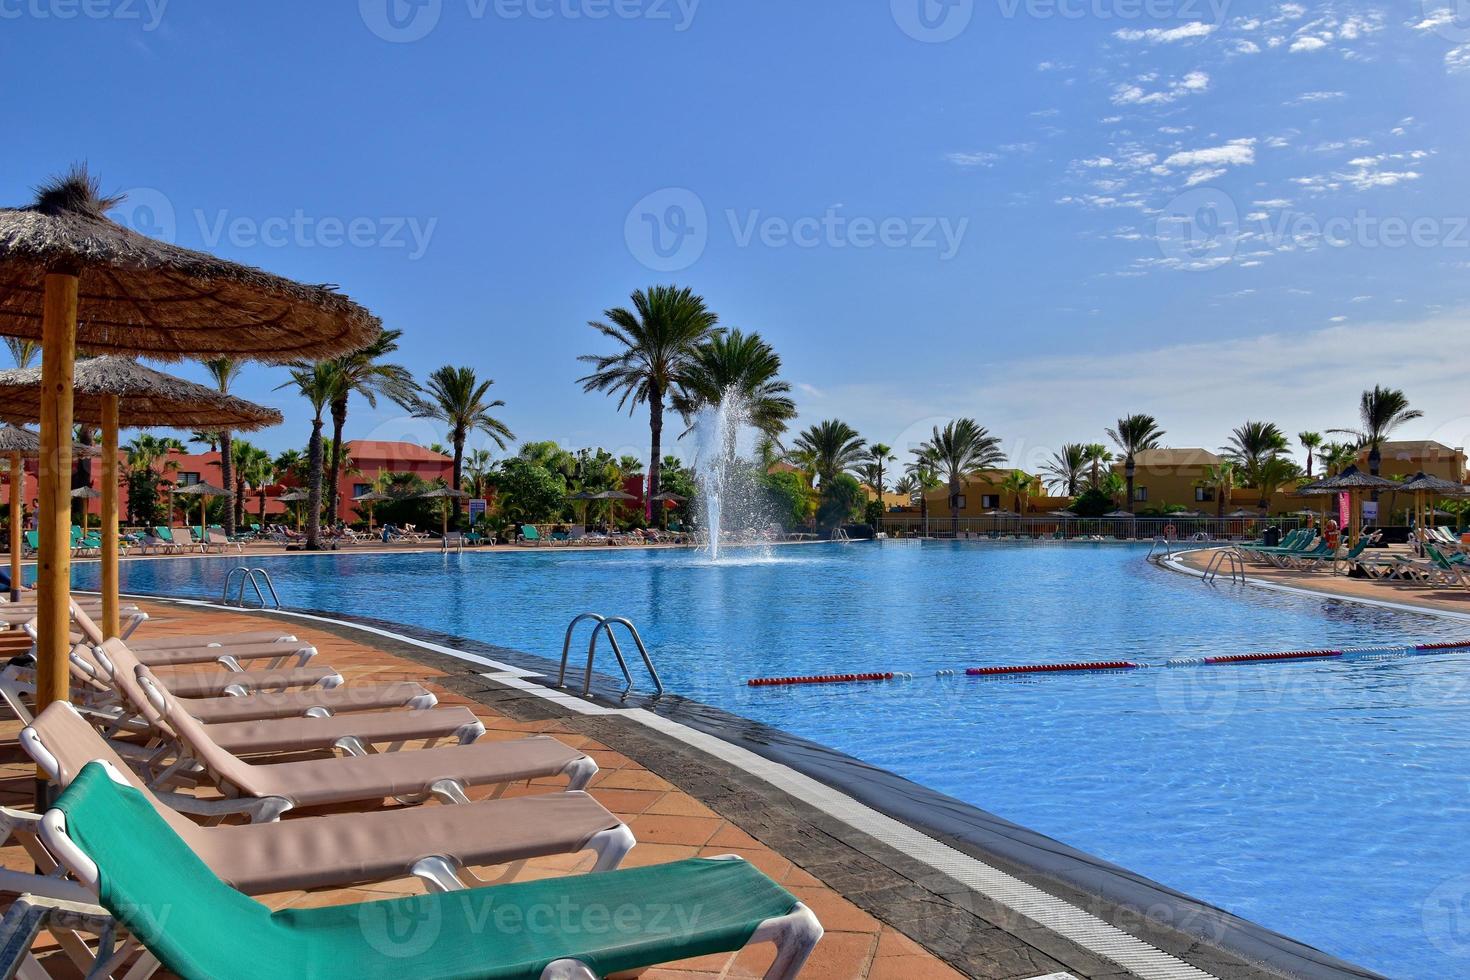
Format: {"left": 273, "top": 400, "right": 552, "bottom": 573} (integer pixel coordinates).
{"left": 1296, "top": 465, "right": 1397, "bottom": 544}
{"left": 0, "top": 167, "right": 381, "bottom": 725}
{"left": 277, "top": 489, "right": 309, "bottom": 531}
{"left": 417, "top": 486, "right": 469, "bottom": 536}
{"left": 174, "top": 481, "right": 230, "bottom": 540}
{"left": 588, "top": 489, "right": 636, "bottom": 528}
{"left": 0, "top": 356, "right": 281, "bottom": 637}
{"left": 1396, "top": 471, "right": 1469, "bottom": 535}
{"left": 70, "top": 485, "right": 101, "bottom": 534}
{"left": 352, "top": 489, "right": 391, "bottom": 532}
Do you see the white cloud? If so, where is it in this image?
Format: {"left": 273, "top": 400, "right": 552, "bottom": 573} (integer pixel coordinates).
{"left": 1113, "top": 22, "right": 1216, "bottom": 43}
{"left": 945, "top": 151, "right": 1001, "bottom": 168}
{"left": 1448, "top": 45, "right": 1470, "bottom": 73}
{"left": 1111, "top": 70, "right": 1210, "bottom": 106}
{"left": 1411, "top": 9, "right": 1456, "bottom": 31}
{"left": 1185, "top": 167, "right": 1226, "bottom": 186}
{"left": 1329, "top": 315, "right": 1348, "bottom": 323}
{"left": 1254, "top": 198, "right": 1292, "bottom": 208}
{"left": 1164, "top": 138, "right": 1257, "bottom": 169}
{"left": 1288, "top": 90, "right": 1346, "bottom": 104}
{"left": 1233, "top": 40, "right": 1262, "bottom": 54}
{"left": 1290, "top": 36, "right": 1329, "bottom": 52}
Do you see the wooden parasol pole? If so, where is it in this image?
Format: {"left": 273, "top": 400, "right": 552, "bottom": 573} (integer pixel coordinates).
{"left": 8, "top": 453, "right": 21, "bottom": 602}
{"left": 100, "top": 395, "right": 120, "bottom": 638}
{"left": 36, "top": 271, "right": 78, "bottom": 718}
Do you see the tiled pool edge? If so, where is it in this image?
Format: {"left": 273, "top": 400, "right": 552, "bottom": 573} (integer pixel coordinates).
{"left": 110, "top": 590, "right": 1383, "bottom": 980}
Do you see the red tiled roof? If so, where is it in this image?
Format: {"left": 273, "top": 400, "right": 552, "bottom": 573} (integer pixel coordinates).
{"left": 344, "top": 440, "right": 452, "bottom": 463}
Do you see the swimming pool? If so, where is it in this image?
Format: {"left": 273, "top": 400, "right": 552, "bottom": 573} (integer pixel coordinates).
{"left": 80, "top": 542, "right": 1470, "bottom": 975}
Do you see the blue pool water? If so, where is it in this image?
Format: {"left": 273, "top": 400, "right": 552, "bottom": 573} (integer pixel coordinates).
{"left": 79, "top": 542, "right": 1470, "bottom": 976}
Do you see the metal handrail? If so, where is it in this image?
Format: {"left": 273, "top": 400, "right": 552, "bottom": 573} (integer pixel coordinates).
{"left": 1146, "top": 536, "right": 1174, "bottom": 562}
{"left": 558, "top": 613, "right": 664, "bottom": 699}
{"left": 222, "top": 567, "right": 281, "bottom": 608}
{"left": 1202, "top": 549, "right": 1245, "bottom": 585}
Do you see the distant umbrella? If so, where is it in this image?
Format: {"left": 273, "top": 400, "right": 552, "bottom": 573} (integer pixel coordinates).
{"left": 650, "top": 491, "right": 688, "bottom": 503}
{"left": 174, "top": 481, "right": 230, "bottom": 540}
{"left": 352, "top": 489, "right": 391, "bottom": 532}
{"left": 1103, "top": 510, "right": 1136, "bottom": 518}
{"left": 276, "top": 489, "right": 309, "bottom": 531}
{"left": 69, "top": 486, "right": 101, "bottom": 499}
{"left": 1226, "top": 509, "right": 1260, "bottom": 518}
{"left": 1048, "top": 509, "right": 1077, "bottom": 518}
{"left": 417, "top": 486, "right": 470, "bottom": 536}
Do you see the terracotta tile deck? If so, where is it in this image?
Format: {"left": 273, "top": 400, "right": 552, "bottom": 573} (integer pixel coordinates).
{"left": 0, "top": 600, "right": 970, "bottom": 980}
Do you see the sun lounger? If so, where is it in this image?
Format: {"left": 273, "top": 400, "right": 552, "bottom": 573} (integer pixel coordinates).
{"left": 34, "top": 760, "right": 820, "bottom": 980}
{"left": 74, "top": 640, "right": 483, "bottom": 758}
{"left": 23, "top": 702, "right": 634, "bottom": 892}
{"left": 128, "top": 648, "right": 597, "bottom": 807}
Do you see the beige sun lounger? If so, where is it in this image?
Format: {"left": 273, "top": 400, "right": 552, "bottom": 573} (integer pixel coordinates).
{"left": 67, "top": 605, "right": 314, "bottom": 670}
{"left": 22, "top": 701, "right": 633, "bottom": 893}
{"left": 75, "top": 642, "right": 486, "bottom": 759}
{"left": 181, "top": 681, "right": 439, "bottom": 723}
{"left": 128, "top": 649, "right": 596, "bottom": 808}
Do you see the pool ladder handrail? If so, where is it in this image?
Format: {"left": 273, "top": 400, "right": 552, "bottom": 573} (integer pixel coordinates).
{"left": 222, "top": 567, "right": 281, "bottom": 609}
{"left": 558, "top": 613, "right": 664, "bottom": 700}
{"left": 1202, "top": 548, "right": 1246, "bottom": 585}
{"left": 1146, "top": 536, "right": 1174, "bottom": 562}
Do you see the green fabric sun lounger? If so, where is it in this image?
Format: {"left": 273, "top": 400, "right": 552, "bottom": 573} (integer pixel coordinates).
{"left": 39, "top": 761, "right": 823, "bottom": 980}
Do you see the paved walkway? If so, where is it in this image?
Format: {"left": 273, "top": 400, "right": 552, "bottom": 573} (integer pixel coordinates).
{"left": 1174, "top": 546, "right": 1470, "bottom": 616}
{"left": 0, "top": 600, "right": 968, "bottom": 980}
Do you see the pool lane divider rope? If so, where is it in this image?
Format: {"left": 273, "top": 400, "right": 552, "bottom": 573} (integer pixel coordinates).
{"left": 747, "top": 640, "right": 1470, "bottom": 688}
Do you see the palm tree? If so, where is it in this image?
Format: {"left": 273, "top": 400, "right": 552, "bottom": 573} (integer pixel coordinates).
{"left": 999, "top": 470, "right": 1034, "bottom": 515}
{"left": 273, "top": 449, "right": 306, "bottom": 485}
{"left": 200, "top": 358, "right": 244, "bottom": 536}
{"left": 188, "top": 431, "right": 220, "bottom": 452}
{"left": 231, "top": 441, "right": 272, "bottom": 527}
{"left": 1331, "top": 386, "right": 1423, "bottom": 478}
{"left": 673, "top": 329, "right": 796, "bottom": 440}
{"left": 791, "top": 420, "right": 866, "bottom": 485}
{"left": 1298, "top": 431, "right": 1322, "bottom": 479}
{"left": 1195, "top": 461, "right": 1236, "bottom": 518}
{"left": 1106, "top": 414, "right": 1164, "bottom": 514}
{"left": 277, "top": 362, "right": 342, "bottom": 550}
{"left": 1320, "top": 441, "right": 1358, "bottom": 477}
{"left": 903, "top": 459, "right": 943, "bottom": 536}
{"left": 325, "top": 329, "right": 416, "bottom": 527}
{"left": 238, "top": 447, "right": 276, "bottom": 525}
{"left": 865, "top": 443, "right": 895, "bottom": 503}
{"left": 411, "top": 366, "right": 515, "bottom": 527}
{"left": 1082, "top": 444, "right": 1113, "bottom": 490}
{"left": 578, "top": 286, "right": 720, "bottom": 521}
{"left": 463, "top": 448, "right": 495, "bottom": 498}
{"left": 4, "top": 339, "right": 37, "bottom": 370}
{"left": 916, "top": 419, "right": 1006, "bottom": 530}
{"left": 1221, "top": 420, "right": 1289, "bottom": 488}
{"left": 1254, "top": 457, "right": 1301, "bottom": 515}
{"left": 1041, "top": 443, "right": 1088, "bottom": 496}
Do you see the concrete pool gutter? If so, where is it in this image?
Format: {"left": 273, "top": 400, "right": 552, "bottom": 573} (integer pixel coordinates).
{"left": 96, "top": 580, "right": 1387, "bottom": 980}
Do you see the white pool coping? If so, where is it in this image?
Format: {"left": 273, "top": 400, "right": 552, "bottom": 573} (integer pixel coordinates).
{"left": 117, "top": 593, "right": 1224, "bottom": 980}
{"left": 1159, "top": 548, "right": 1470, "bottom": 623}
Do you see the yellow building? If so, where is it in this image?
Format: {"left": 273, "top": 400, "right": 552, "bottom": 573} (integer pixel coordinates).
{"left": 1110, "top": 448, "right": 1225, "bottom": 511}
{"left": 919, "top": 470, "right": 1046, "bottom": 516}
{"left": 1358, "top": 440, "right": 1466, "bottom": 482}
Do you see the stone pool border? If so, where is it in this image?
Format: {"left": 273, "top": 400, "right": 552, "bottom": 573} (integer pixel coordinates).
{"left": 94, "top": 578, "right": 1384, "bottom": 980}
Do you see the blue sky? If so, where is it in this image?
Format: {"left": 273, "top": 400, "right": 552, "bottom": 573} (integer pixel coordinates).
{"left": 5, "top": 1, "right": 1469, "bottom": 472}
